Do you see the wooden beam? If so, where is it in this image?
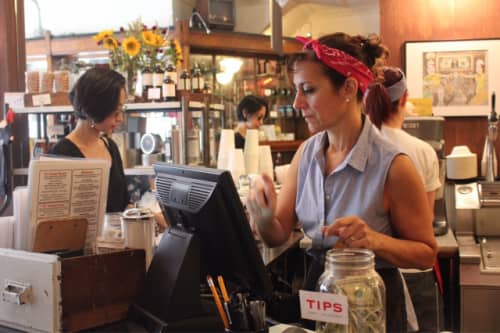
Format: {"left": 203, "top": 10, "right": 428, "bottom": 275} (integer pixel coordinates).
{"left": 188, "top": 30, "right": 300, "bottom": 56}
{"left": 270, "top": 0, "right": 283, "bottom": 54}
{"left": 25, "top": 23, "right": 301, "bottom": 60}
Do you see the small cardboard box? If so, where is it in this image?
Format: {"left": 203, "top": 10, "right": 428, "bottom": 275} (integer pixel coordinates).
{"left": 0, "top": 248, "right": 145, "bottom": 332}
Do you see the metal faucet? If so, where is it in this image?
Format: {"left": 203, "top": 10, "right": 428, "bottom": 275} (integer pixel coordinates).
{"left": 189, "top": 11, "right": 211, "bottom": 34}
{"left": 485, "top": 92, "right": 497, "bottom": 182}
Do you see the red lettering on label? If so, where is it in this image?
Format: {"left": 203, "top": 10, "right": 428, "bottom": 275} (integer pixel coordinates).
{"left": 333, "top": 303, "right": 343, "bottom": 313}
{"left": 306, "top": 299, "right": 315, "bottom": 309}
{"left": 322, "top": 301, "right": 332, "bottom": 311}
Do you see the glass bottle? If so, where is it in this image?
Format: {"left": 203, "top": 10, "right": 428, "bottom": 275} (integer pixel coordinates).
{"left": 166, "top": 62, "right": 177, "bottom": 85}
{"left": 151, "top": 65, "right": 164, "bottom": 102}
{"left": 178, "top": 69, "right": 191, "bottom": 92}
{"left": 264, "top": 59, "right": 270, "bottom": 74}
{"left": 141, "top": 66, "right": 153, "bottom": 101}
{"left": 316, "top": 249, "right": 386, "bottom": 333}
{"left": 153, "top": 65, "right": 164, "bottom": 87}
{"left": 191, "top": 63, "right": 204, "bottom": 93}
{"left": 162, "top": 74, "right": 176, "bottom": 101}
{"left": 187, "top": 117, "right": 201, "bottom": 165}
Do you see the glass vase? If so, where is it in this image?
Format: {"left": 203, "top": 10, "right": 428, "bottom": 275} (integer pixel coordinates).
{"left": 120, "top": 67, "right": 137, "bottom": 103}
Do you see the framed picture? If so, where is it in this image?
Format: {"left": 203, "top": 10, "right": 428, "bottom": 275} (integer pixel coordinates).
{"left": 404, "top": 39, "right": 500, "bottom": 116}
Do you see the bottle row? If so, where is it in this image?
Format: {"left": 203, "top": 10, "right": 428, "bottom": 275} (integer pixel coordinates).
{"left": 139, "top": 63, "right": 209, "bottom": 102}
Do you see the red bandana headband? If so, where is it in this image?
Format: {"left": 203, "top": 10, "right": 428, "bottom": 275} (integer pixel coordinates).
{"left": 296, "top": 36, "right": 374, "bottom": 94}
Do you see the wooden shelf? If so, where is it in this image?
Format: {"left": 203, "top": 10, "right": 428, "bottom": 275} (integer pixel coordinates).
{"left": 11, "top": 101, "right": 206, "bottom": 114}
{"left": 261, "top": 140, "right": 303, "bottom": 153}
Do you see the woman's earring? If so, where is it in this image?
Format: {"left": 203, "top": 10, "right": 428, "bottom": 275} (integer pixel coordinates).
{"left": 345, "top": 98, "right": 351, "bottom": 103}
{"left": 89, "top": 119, "right": 96, "bottom": 128}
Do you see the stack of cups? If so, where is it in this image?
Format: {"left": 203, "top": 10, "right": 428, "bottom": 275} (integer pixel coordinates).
{"left": 217, "top": 129, "right": 235, "bottom": 170}
{"left": 244, "top": 129, "right": 260, "bottom": 175}
{"left": 228, "top": 148, "right": 246, "bottom": 185}
{"left": 258, "top": 145, "right": 274, "bottom": 181}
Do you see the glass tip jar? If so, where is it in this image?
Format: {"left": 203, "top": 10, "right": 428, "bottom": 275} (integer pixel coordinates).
{"left": 316, "top": 249, "right": 386, "bottom": 333}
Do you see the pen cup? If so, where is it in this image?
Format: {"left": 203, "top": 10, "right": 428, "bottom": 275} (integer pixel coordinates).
{"left": 249, "top": 300, "right": 266, "bottom": 331}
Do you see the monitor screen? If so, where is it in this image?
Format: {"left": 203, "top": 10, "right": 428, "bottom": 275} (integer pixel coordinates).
{"left": 132, "top": 163, "right": 273, "bottom": 329}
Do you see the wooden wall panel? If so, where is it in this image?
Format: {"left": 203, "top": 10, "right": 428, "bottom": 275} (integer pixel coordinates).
{"left": 380, "top": 0, "right": 500, "bottom": 171}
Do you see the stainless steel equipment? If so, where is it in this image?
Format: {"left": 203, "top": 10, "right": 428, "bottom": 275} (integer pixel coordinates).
{"left": 402, "top": 116, "right": 447, "bottom": 235}
{"left": 485, "top": 92, "right": 497, "bottom": 182}
{"left": 454, "top": 181, "right": 500, "bottom": 331}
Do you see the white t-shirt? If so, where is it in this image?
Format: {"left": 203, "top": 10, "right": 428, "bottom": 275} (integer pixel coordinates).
{"left": 381, "top": 125, "right": 441, "bottom": 192}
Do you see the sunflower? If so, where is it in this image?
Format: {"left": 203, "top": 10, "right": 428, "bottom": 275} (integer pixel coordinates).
{"left": 173, "top": 40, "right": 183, "bottom": 65}
{"left": 103, "top": 36, "right": 118, "bottom": 50}
{"left": 141, "top": 30, "right": 157, "bottom": 47}
{"left": 123, "top": 36, "right": 141, "bottom": 57}
{"left": 92, "top": 29, "right": 114, "bottom": 42}
{"left": 154, "top": 34, "right": 165, "bottom": 48}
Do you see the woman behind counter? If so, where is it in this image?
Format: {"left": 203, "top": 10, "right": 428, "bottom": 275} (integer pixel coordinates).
{"left": 246, "top": 33, "right": 437, "bottom": 331}
{"left": 365, "top": 66, "right": 443, "bottom": 332}
{"left": 234, "top": 95, "right": 268, "bottom": 149}
{"left": 49, "top": 67, "right": 129, "bottom": 213}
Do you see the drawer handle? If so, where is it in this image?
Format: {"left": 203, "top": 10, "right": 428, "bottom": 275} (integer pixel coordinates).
{"left": 2, "top": 280, "right": 31, "bottom": 305}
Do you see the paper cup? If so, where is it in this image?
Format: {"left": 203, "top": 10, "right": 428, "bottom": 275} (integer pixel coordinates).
{"left": 244, "top": 129, "right": 260, "bottom": 174}
{"left": 217, "top": 129, "right": 235, "bottom": 170}
{"left": 228, "top": 148, "right": 246, "bottom": 186}
{"left": 258, "top": 145, "right": 274, "bottom": 180}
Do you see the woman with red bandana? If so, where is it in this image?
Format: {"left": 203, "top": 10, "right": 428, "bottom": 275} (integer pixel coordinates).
{"left": 246, "top": 33, "right": 437, "bottom": 331}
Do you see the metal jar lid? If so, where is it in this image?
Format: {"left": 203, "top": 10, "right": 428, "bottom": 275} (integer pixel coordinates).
{"left": 122, "top": 207, "right": 153, "bottom": 221}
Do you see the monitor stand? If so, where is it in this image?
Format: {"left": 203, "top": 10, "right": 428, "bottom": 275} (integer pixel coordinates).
{"left": 129, "top": 226, "right": 223, "bottom": 332}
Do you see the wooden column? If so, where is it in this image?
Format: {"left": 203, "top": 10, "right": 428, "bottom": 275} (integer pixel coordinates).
{"left": 0, "top": 0, "right": 30, "bottom": 212}
{"left": 0, "top": 0, "right": 26, "bottom": 108}
{"left": 269, "top": 0, "right": 283, "bottom": 54}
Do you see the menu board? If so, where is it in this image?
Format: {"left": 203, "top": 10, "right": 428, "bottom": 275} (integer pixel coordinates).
{"left": 27, "top": 157, "right": 110, "bottom": 252}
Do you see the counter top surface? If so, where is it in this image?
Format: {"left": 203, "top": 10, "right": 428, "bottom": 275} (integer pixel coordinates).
{"left": 259, "top": 230, "right": 304, "bottom": 266}
{"left": 299, "top": 225, "right": 458, "bottom": 258}
{"left": 436, "top": 226, "right": 459, "bottom": 258}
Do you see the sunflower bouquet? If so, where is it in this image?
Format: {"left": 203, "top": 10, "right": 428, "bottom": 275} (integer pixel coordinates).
{"left": 93, "top": 19, "right": 182, "bottom": 94}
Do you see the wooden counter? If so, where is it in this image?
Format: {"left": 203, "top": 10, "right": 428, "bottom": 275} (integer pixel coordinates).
{"left": 261, "top": 140, "right": 303, "bottom": 153}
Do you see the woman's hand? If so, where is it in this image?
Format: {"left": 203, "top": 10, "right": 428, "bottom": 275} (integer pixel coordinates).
{"left": 322, "top": 216, "right": 382, "bottom": 251}
{"left": 246, "top": 173, "right": 277, "bottom": 232}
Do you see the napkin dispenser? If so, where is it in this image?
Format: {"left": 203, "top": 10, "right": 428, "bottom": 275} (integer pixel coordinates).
{"left": 446, "top": 145, "right": 478, "bottom": 180}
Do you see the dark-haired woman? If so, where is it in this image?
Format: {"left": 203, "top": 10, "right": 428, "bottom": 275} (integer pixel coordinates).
{"left": 234, "top": 95, "right": 268, "bottom": 149}
{"left": 246, "top": 33, "right": 437, "bottom": 331}
{"left": 365, "top": 66, "right": 443, "bottom": 332}
{"left": 49, "top": 67, "right": 129, "bottom": 213}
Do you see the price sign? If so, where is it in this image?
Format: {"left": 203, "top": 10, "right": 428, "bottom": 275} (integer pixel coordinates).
{"left": 32, "top": 94, "right": 52, "bottom": 106}
{"left": 4, "top": 92, "right": 25, "bottom": 108}
{"left": 299, "top": 290, "right": 348, "bottom": 325}
{"left": 147, "top": 88, "right": 161, "bottom": 101}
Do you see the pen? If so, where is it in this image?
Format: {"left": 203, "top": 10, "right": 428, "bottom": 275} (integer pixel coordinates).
{"left": 217, "top": 275, "right": 232, "bottom": 325}
{"left": 207, "top": 275, "right": 230, "bottom": 329}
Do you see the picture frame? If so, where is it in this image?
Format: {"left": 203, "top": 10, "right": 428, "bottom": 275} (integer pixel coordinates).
{"left": 404, "top": 39, "right": 500, "bottom": 117}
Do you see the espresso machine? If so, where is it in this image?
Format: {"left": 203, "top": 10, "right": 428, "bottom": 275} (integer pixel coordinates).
{"left": 453, "top": 93, "right": 500, "bottom": 332}
{"left": 402, "top": 116, "right": 447, "bottom": 236}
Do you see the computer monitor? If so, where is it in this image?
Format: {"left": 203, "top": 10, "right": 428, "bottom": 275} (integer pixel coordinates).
{"left": 131, "top": 163, "right": 273, "bottom": 331}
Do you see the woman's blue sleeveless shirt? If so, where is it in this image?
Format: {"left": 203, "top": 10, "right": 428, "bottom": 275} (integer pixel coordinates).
{"left": 296, "top": 116, "right": 403, "bottom": 268}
